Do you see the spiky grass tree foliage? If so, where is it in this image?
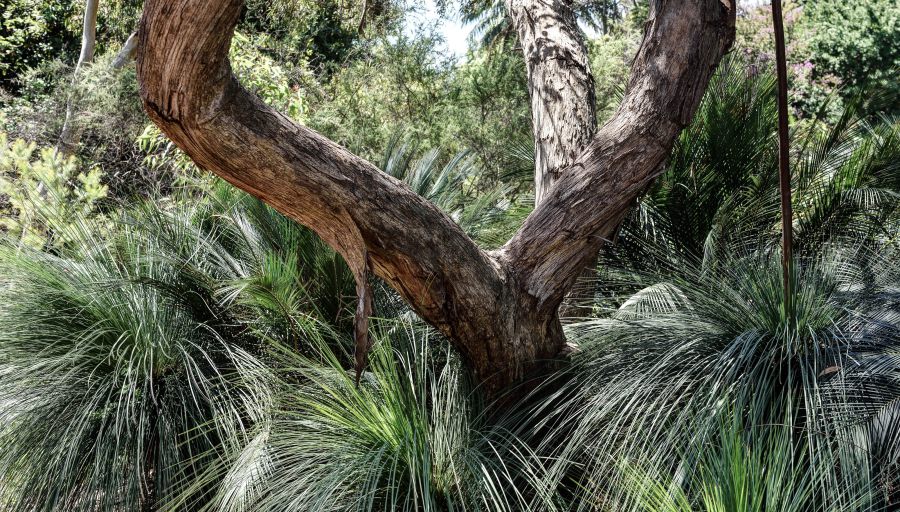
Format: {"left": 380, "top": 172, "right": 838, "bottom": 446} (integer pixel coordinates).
{"left": 617, "top": 418, "right": 814, "bottom": 512}
{"left": 0, "top": 141, "right": 534, "bottom": 510}
{"left": 0, "top": 209, "right": 277, "bottom": 511}
{"left": 548, "top": 65, "right": 900, "bottom": 506}
{"left": 465, "top": 230, "right": 899, "bottom": 510}
{"left": 548, "top": 236, "right": 900, "bottom": 510}
{"left": 616, "top": 55, "right": 900, "bottom": 273}
{"left": 197, "top": 238, "right": 898, "bottom": 510}
{"left": 189, "top": 322, "right": 554, "bottom": 512}
{"left": 499, "top": 56, "right": 900, "bottom": 510}
{"left": 191, "top": 229, "right": 899, "bottom": 511}
{"left": 378, "top": 134, "right": 529, "bottom": 248}
{"left": 0, "top": 184, "right": 363, "bottom": 511}
{"left": 199, "top": 182, "right": 357, "bottom": 345}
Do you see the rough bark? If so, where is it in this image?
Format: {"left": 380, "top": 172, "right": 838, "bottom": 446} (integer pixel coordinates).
{"left": 501, "top": 0, "right": 737, "bottom": 314}
{"left": 506, "top": 0, "right": 597, "bottom": 205}
{"left": 136, "top": 0, "right": 735, "bottom": 398}
{"left": 506, "top": 0, "right": 606, "bottom": 322}
{"left": 136, "top": 0, "right": 563, "bottom": 396}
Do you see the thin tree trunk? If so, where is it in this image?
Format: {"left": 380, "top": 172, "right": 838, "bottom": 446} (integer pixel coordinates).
{"left": 19, "top": 0, "right": 97, "bottom": 250}
{"left": 76, "top": 0, "right": 100, "bottom": 66}
{"left": 56, "top": 0, "right": 100, "bottom": 156}
{"left": 136, "top": 0, "right": 735, "bottom": 398}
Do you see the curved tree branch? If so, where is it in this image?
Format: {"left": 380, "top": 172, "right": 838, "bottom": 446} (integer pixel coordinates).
{"left": 136, "top": 0, "right": 504, "bottom": 368}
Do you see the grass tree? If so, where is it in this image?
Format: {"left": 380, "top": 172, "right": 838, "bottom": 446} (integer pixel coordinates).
{"left": 0, "top": 206, "right": 278, "bottom": 511}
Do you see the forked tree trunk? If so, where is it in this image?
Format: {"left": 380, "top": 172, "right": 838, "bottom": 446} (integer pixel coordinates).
{"left": 136, "top": 0, "right": 735, "bottom": 398}
{"left": 506, "top": 0, "right": 599, "bottom": 320}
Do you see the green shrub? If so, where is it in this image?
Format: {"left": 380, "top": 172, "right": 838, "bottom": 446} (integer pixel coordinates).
{"left": 0, "top": 131, "right": 107, "bottom": 249}
{"left": 0, "top": 0, "right": 78, "bottom": 92}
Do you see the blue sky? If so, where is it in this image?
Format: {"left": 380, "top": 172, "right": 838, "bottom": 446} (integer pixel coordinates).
{"left": 405, "top": 0, "right": 472, "bottom": 59}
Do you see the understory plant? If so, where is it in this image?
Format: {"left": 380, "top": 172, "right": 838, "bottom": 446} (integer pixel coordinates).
{"left": 0, "top": 131, "right": 107, "bottom": 249}
{"left": 548, "top": 233, "right": 900, "bottom": 511}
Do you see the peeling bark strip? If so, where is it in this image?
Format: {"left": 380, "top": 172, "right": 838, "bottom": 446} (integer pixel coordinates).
{"left": 136, "top": 0, "right": 735, "bottom": 398}
{"left": 353, "top": 254, "right": 373, "bottom": 386}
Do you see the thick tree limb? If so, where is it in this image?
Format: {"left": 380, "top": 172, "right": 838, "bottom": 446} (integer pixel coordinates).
{"left": 136, "top": 0, "right": 734, "bottom": 396}
{"left": 136, "top": 0, "right": 512, "bottom": 386}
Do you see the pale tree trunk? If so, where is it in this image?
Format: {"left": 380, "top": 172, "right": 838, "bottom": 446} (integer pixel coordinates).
{"left": 56, "top": 0, "right": 100, "bottom": 156}
{"left": 19, "top": 9, "right": 137, "bottom": 251}
{"left": 506, "top": 0, "right": 597, "bottom": 205}
{"left": 111, "top": 32, "right": 139, "bottom": 70}
{"left": 21, "top": 0, "right": 98, "bottom": 250}
{"left": 136, "top": 0, "right": 735, "bottom": 399}
{"left": 75, "top": 0, "right": 100, "bottom": 71}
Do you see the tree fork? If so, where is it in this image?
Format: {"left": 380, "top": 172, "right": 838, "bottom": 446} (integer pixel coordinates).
{"left": 506, "top": 0, "right": 600, "bottom": 320}
{"left": 136, "top": 0, "right": 735, "bottom": 399}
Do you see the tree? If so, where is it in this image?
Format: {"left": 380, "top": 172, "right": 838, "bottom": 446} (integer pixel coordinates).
{"left": 57, "top": 0, "right": 140, "bottom": 156}
{"left": 803, "top": 0, "right": 900, "bottom": 111}
{"left": 136, "top": 0, "right": 736, "bottom": 397}
{"left": 56, "top": 0, "right": 99, "bottom": 155}
{"left": 0, "top": 0, "right": 79, "bottom": 92}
